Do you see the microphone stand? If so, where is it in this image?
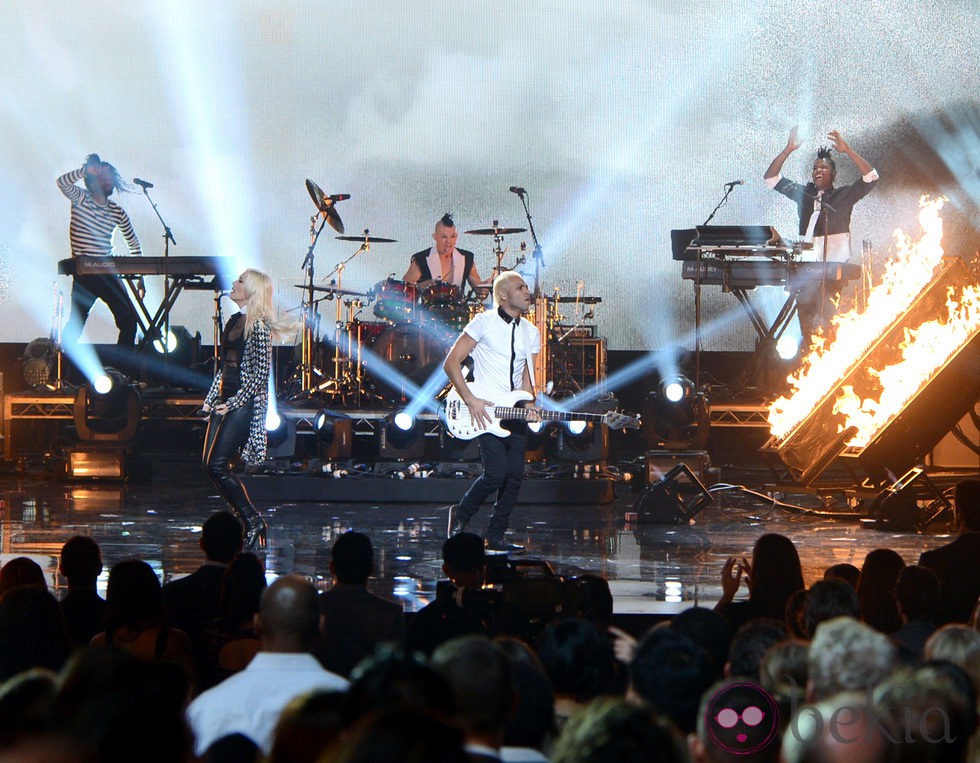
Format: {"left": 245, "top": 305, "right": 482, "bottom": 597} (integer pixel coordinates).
{"left": 140, "top": 186, "right": 177, "bottom": 375}
{"left": 299, "top": 214, "right": 330, "bottom": 394}
{"left": 693, "top": 185, "right": 737, "bottom": 390}
{"left": 515, "top": 191, "right": 544, "bottom": 299}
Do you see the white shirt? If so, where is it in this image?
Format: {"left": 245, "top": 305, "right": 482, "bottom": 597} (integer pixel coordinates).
{"left": 186, "top": 651, "right": 349, "bottom": 755}
{"left": 463, "top": 307, "right": 540, "bottom": 398}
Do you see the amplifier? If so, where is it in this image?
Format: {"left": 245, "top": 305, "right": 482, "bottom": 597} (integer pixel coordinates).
{"left": 550, "top": 337, "right": 606, "bottom": 393}
{"left": 554, "top": 324, "right": 595, "bottom": 339}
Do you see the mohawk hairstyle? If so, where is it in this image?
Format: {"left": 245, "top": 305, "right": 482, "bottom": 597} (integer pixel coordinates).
{"left": 439, "top": 212, "right": 455, "bottom": 228}
{"left": 815, "top": 146, "right": 836, "bottom": 171}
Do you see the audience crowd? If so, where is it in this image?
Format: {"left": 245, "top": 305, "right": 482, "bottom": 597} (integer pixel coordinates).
{"left": 0, "top": 478, "right": 976, "bottom": 762}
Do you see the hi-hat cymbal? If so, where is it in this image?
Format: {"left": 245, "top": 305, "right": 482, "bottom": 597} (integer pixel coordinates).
{"left": 335, "top": 235, "right": 397, "bottom": 243}
{"left": 294, "top": 284, "right": 366, "bottom": 297}
{"left": 305, "top": 178, "right": 345, "bottom": 234}
{"left": 464, "top": 226, "right": 527, "bottom": 236}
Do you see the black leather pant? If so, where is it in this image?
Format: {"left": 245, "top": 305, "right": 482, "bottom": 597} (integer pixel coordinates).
{"left": 202, "top": 401, "right": 255, "bottom": 519}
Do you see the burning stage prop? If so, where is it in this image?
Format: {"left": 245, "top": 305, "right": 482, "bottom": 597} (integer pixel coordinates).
{"left": 764, "top": 198, "right": 980, "bottom": 485}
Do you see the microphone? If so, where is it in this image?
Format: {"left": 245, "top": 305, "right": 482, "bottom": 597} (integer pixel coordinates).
{"left": 509, "top": 186, "right": 526, "bottom": 195}
{"left": 723, "top": 179, "right": 744, "bottom": 188}
{"left": 325, "top": 194, "right": 350, "bottom": 202}
{"left": 133, "top": 178, "right": 154, "bottom": 189}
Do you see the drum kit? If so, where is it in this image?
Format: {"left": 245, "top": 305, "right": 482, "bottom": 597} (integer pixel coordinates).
{"left": 291, "top": 180, "right": 528, "bottom": 405}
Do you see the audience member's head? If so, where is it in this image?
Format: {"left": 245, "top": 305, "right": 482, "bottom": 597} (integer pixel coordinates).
{"left": 924, "top": 624, "right": 980, "bottom": 691}
{"left": 894, "top": 564, "right": 940, "bottom": 624}
{"left": 670, "top": 606, "right": 732, "bottom": 680}
{"left": 784, "top": 588, "right": 808, "bottom": 640}
{"left": 217, "top": 552, "right": 266, "bottom": 626}
{"left": 781, "top": 691, "right": 892, "bottom": 763}
{"left": 267, "top": 689, "right": 346, "bottom": 763}
{"left": 823, "top": 563, "right": 860, "bottom": 589}
{"left": 330, "top": 531, "right": 374, "bottom": 585}
{"left": 803, "top": 579, "right": 860, "bottom": 639}
{"left": 537, "top": 618, "right": 617, "bottom": 703}
{"left": 855, "top": 548, "right": 905, "bottom": 634}
{"left": 59, "top": 536, "right": 103, "bottom": 589}
{"left": 200, "top": 511, "right": 245, "bottom": 564}
{"left": 495, "top": 637, "right": 556, "bottom": 753}
{"left": 874, "top": 663, "right": 977, "bottom": 763}
{"left": 726, "top": 618, "right": 788, "bottom": 680}
{"left": 628, "top": 626, "right": 716, "bottom": 734}
{"left": 0, "top": 668, "right": 58, "bottom": 747}
{"left": 328, "top": 707, "right": 467, "bottom": 763}
{"left": 103, "top": 559, "right": 164, "bottom": 634}
{"left": 431, "top": 635, "right": 513, "bottom": 746}
{"left": 808, "top": 617, "right": 896, "bottom": 701}
{"left": 0, "top": 587, "right": 70, "bottom": 681}
{"left": 344, "top": 644, "right": 453, "bottom": 727}
{"left": 257, "top": 575, "right": 321, "bottom": 652}
{"left": 52, "top": 647, "right": 193, "bottom": 763}
{"left": 441, "top": 533, "right": 485, "bottom": 588}
{"left": 759, "top": 640, "right": 808, "bottom": 735}
{"left": 954, "top": 478, "right": 980, "bottom": 532}
{"left": 0, "top": 557, "right": 46, "bottom": 597}
{"left": 747, "top": 534, "right": 805, "bottom": 620}
{"left": 204, "top": 733, "right": 258, "bottom": 763}
{"left": 551, "top": 697, "right": 685, "bottom": 763}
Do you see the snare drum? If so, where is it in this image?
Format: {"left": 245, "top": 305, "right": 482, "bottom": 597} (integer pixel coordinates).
{"left": 372, "top": 279, "right": 418, "bottom": 323}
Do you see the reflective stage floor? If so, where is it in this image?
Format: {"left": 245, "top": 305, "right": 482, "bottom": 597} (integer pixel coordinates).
{"left": 0, "top": 455, "right": 968, "bottom": 618}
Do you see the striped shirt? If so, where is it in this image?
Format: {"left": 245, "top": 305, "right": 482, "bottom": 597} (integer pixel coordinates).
{"left": 57, "top": 168, "right": 141, "bottom": 258}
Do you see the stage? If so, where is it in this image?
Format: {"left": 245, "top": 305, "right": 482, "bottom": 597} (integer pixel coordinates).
{"left": 0, "top": 449, "right": 971, "bottom": 626}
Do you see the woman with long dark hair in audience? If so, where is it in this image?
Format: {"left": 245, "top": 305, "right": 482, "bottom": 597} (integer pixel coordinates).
{"left": 202, "top": 268, "right": 293, "bottom": 550}
{"left": 855, "top": 547, "right": 905, "bottom": 634}
{"left": 715, "top": 533, "right": 805, "bottom": 633}
{"left": 90, "top": 559, "right": 196, "bottom": 688}
{"left": 203, "top": 552, "right": 266, "bottom": 686}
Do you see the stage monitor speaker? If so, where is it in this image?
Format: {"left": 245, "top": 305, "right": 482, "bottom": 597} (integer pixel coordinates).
{"left": 635, "top": 463, "right": 714, "bottom": 524}
{"left": 868, "top": 466, "right": 952, "bottom": 532}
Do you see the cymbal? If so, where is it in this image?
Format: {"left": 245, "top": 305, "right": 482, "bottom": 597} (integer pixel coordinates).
{"left": 305, "top": 178, "right": 345, "bottom": 234}
{"left": 335, "top": 235, "right": 397, "bottom": 243}
{"left": 464, "top": 226, "right": 527, "bottom": 236}
{"left": 294, "top": 284, "right": 366, "bottom": 297}
{"left": 553, "top": 296, "right": 602, "bottom": 304}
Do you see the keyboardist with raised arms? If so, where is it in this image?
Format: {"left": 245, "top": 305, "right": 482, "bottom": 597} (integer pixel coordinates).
{"left": 58, "top": 154, "right": 142, "bottom": 346}
{"left": 764, "top": 128, "right": 879, "bottom": 342}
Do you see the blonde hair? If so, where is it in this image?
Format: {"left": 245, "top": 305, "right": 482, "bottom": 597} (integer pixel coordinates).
{"left": 492, "top": 271, "right": 526, "bottom": 307}
{"left": 239, "top": 269, "right": 296, "bottom": 341}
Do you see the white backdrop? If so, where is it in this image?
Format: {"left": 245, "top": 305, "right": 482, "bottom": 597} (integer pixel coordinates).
{"left": 1, "top": 0, "right": 976, "bottom": 350}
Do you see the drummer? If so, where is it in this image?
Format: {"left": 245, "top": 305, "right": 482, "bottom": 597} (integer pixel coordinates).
{"left": 402, "top": 213, "right": 486, "bottom": 293}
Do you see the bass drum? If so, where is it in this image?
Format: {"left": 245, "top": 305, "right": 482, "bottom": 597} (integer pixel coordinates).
{"left": 367, "top": 323, "right": 442, "bottom": 401}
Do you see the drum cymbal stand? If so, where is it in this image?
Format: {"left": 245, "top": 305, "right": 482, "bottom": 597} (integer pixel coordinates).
{"left": 45, "top": 283, "right": 75, "bottom": 392}
{"left": 314, "top": 236, "right": 372, "bottom": 403}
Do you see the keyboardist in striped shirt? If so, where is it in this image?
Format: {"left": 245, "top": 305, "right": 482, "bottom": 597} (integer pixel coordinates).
{"left": 58, "top": 154, "right": 143, "bottom": 346}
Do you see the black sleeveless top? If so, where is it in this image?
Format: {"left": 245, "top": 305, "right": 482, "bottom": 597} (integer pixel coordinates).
{"left": 219, "top": 312, "right": 246, "bottom": 400}
{"left": 410, "top": 248, "right": 476, "bottom": 288}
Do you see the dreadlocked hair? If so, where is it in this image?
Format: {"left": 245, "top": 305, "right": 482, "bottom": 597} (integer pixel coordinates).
{"left": 815, "top": 146, "right": 836, "bottom": 170}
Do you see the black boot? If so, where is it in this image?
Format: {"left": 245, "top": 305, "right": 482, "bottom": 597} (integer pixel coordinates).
{"left": 240, "top": 505, "right": 268, "bottom": 550}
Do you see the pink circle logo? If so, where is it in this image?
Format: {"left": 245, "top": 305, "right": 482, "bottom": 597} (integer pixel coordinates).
{"left": 704, "top": 682, "right": 780, "bottom": 755}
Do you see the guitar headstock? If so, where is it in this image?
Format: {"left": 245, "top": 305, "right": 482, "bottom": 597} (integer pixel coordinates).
{"left": 603, "top": 411, "right": 641, "bottom": 431}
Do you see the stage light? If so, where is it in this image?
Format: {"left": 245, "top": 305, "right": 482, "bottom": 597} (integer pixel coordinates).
{"left": 73, "top": 368, "right": 141, "bottom": 443}
{"left": 642, "top": 374, "right": 709, "bottom": 450}
{"left": 525, "top": 421, "right": 553, "bottom": 461}
{"left": 776, "top": 335, "right": 800, "bottom": 361}
{"left": 148, "top": 326, "right": 201, "bottom": 365}
{"left": 266, "top": 410, "right": 282, "bottom": 432}
{"left": 393, "top": 411, "right": 416, "bottom": 431}
{"left": 22, "top": 338, "right": 56, "bottom": 388}
{"left": 528, "top": 421, "right": 546, "bottom": 434}
{"left": 566, "top": 420, "right": 588, "bottom": 436}
{"left": 266, "top": 412, "right": 290, "bottom": 450}
{"left": 379, "top": 412, "right": 425, "bottom": 460}
{"left": 557, "top": 421, "right": 609, "bottom": 463}
{"left": 314, "top": 410, "right": 352, "bottom": 460}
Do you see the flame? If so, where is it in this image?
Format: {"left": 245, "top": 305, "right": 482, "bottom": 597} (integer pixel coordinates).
{"left": 769, "top": 197, "right": 980, "bottom": 445}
